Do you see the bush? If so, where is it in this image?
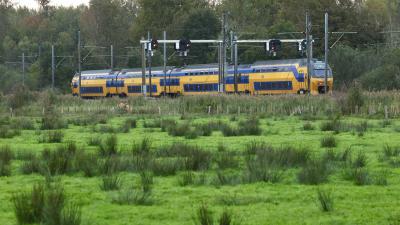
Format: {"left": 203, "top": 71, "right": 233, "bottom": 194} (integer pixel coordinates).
{"left": 100, "top": 175, "right": 122, "bottom": 191}
{"left": 220, "top": 123, "right": 238, "bottom": 137}
{"left": 298, "top": 159, "right": 330, "bottom": 185}
{"left": 317, "top": 188, "right": 333, "bottom": 212}
{"left": 321, "top": 136, "right": 337, "bottom": 148}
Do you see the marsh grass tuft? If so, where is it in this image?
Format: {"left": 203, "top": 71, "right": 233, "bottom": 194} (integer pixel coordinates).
{"left": 316, "top": 188, "right": 334, "bottom": 212}
{"left": 298, "top": 159, "right": 330, "bottom": 185}
{"left": 100, "top": 175, "right": 122, "bottom": 191}
{"left": 320, "top": 135, "right": 337, "bottom": 148}
{"left": 195, "top": 203, "right": 214, "bottom": 225}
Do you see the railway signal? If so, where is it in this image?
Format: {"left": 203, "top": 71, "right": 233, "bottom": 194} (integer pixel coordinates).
{"left": 175, "top": 39, "right": 191, "bottom": 56}
{"left": 151, "top": 39, "right": 159, "bottom": 50}
{"left": 265, "top": 39, "right": 282, "bottom": 56}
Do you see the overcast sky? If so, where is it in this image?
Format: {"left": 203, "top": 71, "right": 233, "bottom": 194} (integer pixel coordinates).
{"left": 14, "top": 0, "right": 90, "bottom": 9}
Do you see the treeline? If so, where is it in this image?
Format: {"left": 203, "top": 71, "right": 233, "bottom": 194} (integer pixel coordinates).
{"left": 0, "top": 0, "right": 399, "bottom": 92}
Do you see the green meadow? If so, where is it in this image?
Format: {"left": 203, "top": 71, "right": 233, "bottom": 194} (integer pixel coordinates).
{"left": 1, "top": 92, "right": 400, "bottom": 225}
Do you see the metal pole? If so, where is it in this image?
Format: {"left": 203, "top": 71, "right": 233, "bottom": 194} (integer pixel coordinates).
{"left": 230, "top": 31, "right": 234, "bottom": 64}
{"left": 222, "top": 13, "right": 227, "bottom": 93}
{"left": 141, "top": 37, "right": 147, "bottom": 97}
{"left": 218, "top": 42, "right": 222, "bottom": 92}
{"left": 147, "top": 32, "right": 152, "bottom": 97}
{"left": 52, "top": 45, "right": 55, "bottom": 90}
{"left": 22, "top": 52, "right": 25, "bottom": 86}
{"left": 234, "top": 36, "right": 238, "bottom": 94}
{"left": 306, "top": 12, "right": 312, "bottom": 95}
{"left": 324, "top": 12, "right": 329, "bottom": 94}
{"left": 78, "top": 30, "right": 81, "bottom": 97}
{"left": 163, "top": 30, "right": 167, "bottom": 97}
{"left": 110, "top": 45, "right": 114, "bottom": 70}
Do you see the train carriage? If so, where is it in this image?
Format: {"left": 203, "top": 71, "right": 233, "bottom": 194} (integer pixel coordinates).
{"left": 71, "top": 59, "right": 333, "bottom": 98}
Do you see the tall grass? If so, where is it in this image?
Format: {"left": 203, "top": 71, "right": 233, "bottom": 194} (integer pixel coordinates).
{"left": 0, "top": 145, "right": 13, "bottom": 176}
{"left": 12, "top": 181, "right": 81, "bottom": 225}
{"left": 100, "top": 175, "right": 122, "bottom": 191}
{"left": 298, "top": 159, "right": 330, "bottom": 185}
{"left": 195, "top": 203, "right": 214, "bottom": 225}
{"left": 99, "top": 135, "right": 118, "bottom": 156}
{"left": 317, "top": 188, "right": 334, "bottom": 212}
{"left": 320, "top": 136, "right": 337, "bottom": 148}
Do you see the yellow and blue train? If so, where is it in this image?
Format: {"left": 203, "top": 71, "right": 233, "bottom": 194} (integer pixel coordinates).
{"left": 71, "top": 59, "right": 333, "bottom": 97}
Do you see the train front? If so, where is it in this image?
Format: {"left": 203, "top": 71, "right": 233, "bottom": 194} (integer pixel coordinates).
{"left": 310, "top": 61, "right": 333, "bottom": 94}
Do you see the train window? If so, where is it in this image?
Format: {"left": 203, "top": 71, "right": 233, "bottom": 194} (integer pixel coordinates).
{"left": 185, "top": 73, "right": 189, "bottom": 76}
{"left": 200, "top": 72, "right": 204, "bottom": 75}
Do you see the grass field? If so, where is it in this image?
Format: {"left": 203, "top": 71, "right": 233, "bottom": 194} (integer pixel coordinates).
{"left": 1, "top": 108, "right": 400, "bottom": 225}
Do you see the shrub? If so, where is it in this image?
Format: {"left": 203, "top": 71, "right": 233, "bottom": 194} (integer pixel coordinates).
{"left": 303, "top": 122, "right": 314, "bottom": 131}
{"left": 100, "top": 175, "right": 122, "bottom": 191}
{"left": 167, "top": 122, "right": 192, "bottom": 137}
{"left": 0, "top": 145, "right": 14, "bottom": 165}
{"left": 321, "top": 136, "right": 337, "bottom": 148}
{"left": 298, "top": 159, "right": 329, "bottom": 185}
{"left": 317, "top": 188, "right": 333, "bottom": 212}
{"left": 195, "top": 203, "right": 214, "bottom": 225}
{"left": 99, "top": 135, "right": 118, "bottom": 156}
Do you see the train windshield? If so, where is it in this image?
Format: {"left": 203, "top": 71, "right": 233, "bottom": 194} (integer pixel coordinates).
{"left": 312, "top": 69, "right": 332, "bottom": 78}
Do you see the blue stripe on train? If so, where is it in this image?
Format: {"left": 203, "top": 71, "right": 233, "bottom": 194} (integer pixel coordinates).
{"left": 184, "top": 83, "right": 219, "bottom": 92}
{"left": 254, "top": 81, "right": 293, "bottom": 91}
{"left": 80, "top": 87, "right": 103, "bottom": 94}
{"left": 128, "top": 85, "right": 157, "bottom": 93}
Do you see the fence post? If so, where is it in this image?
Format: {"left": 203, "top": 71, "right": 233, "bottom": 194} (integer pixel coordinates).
{"left": 385, "top": 105, "right": 388, "bottom": 119}
{"left": 208, "top": 106, "right": 211, "bottom": 115}
{"left": 10, "top": 108, "right": 13, "bottom": 118}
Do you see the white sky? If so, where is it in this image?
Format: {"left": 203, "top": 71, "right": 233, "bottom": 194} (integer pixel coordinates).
{"left": 13, "top": 0, "right": 90, "bottom": 9}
